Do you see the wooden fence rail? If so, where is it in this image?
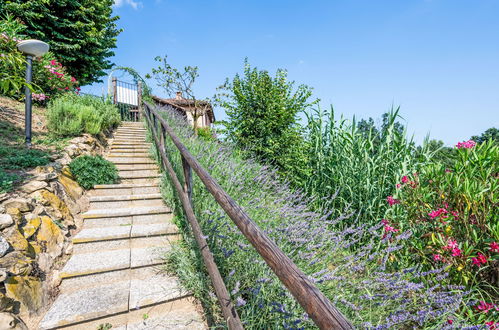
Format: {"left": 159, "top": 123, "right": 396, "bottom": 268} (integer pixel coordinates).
{"left": 143, "top": 102, "right": 353, "bottom": 330}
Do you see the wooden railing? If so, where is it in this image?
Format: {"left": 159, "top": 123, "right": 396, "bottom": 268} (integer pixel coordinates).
{"left": 143, "top": 102, "right": 353, "bottom": 330}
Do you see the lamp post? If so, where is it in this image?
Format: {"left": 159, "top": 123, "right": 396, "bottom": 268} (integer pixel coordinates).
{"left": 17, "top": 39, "right": 50, "bottom": 147}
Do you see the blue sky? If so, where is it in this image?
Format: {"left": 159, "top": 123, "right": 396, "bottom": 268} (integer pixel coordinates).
{"left": 84, "top": 0, "right": 499, "bottom": 145}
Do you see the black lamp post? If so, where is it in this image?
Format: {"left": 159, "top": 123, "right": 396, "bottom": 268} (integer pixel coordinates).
{"left": 17, "top": 39, "right": 49, "bottom": 147}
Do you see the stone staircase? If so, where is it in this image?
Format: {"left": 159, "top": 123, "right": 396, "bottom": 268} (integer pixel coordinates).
{"left": 39, "top": 122, "right": 206, "bottom": 329}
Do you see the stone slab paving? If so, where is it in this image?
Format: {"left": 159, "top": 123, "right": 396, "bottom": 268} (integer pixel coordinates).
{"left": 39, "top": 122, "right": 206, "bottom": 329}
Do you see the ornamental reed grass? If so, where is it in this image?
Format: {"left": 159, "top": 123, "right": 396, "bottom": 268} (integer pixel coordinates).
{"left": 301, "top": 106, "right": 431, "bottom": 229}
{"left": 152, "top": 106, "right": 468, "bottom": 329}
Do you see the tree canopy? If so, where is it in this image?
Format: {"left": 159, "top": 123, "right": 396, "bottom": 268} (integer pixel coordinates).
{"left": 1, "top": 0, "right": 121, "bottom": 85}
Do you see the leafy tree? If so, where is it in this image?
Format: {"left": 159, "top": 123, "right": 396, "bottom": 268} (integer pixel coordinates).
{"left": 146, "top": 55, "right": 209, "bottom": 133}
{"left": 215, "top": 59, "right": 317, "bottom": 185}
{"left": 0, "top": 0, "right": 121, "bottom": 85}
{"left": 471, "top": 127, "right": 499, "bottom": 144}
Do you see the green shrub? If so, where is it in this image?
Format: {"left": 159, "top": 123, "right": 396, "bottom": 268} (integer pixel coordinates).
{"left": 0, "top": 145, "right": 50, "bottom": 169}
{"left": 196, "top": 127, "right": 215, "bottom": 142}
{"left": 0, "top": 170, "right": 20, "bottom": 193}
{"left": 215, "top": 59, "right": 315, "bottom": 186}
{"left": 47, "top": 94, "right": 120, "bottom": 137}
{"left": 68, "top": 155, "right": 119, "bottom": 189}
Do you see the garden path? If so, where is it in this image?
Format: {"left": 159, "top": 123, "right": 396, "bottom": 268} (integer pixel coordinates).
{"left": 39, "top": 122, "right": 206, "bottom": 329}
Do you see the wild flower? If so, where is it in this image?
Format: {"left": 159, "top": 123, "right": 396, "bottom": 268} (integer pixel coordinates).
{"left": 489, "top": 242, "right": 499, "bottom": 253}
{"left": 401, "top": 176, "right": 409, "bottom": 184}
{"left": 456, "top": 140, "right": 477, "bottom": 149}
{"left": 475, "top": 301, "right": 495, "bottom": 313}
{"left": 433, "top": 254, "right": 442, "bottom": 261}
{"left": 386, "top": 196, "right": 400, "bottom": 206}
{"left": 471, "top": 253, "right": 487, "bottom": 266}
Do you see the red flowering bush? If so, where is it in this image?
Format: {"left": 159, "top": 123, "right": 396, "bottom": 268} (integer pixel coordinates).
{"left": 384, "top": 139, "right": 498, "bottom": 324}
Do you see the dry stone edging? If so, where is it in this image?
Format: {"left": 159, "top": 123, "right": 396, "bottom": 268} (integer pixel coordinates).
{"left": 39, "top": 122, "right": 206, "bottom": 329}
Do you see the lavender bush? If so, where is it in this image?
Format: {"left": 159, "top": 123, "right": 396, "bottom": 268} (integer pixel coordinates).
{"left": 151, "top": 105, "right": 468, "bottom": 329}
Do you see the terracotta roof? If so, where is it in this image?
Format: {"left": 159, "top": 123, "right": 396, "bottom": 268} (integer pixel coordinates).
{"left": 152, "top": 95, "right": 215, "bottom": 123}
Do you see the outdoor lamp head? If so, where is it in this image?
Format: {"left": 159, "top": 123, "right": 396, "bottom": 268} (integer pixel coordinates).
{"left": 17, "top": 39, "right": 50, "bottom": 57}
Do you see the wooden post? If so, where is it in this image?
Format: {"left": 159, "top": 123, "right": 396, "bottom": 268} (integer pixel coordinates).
{"left": 182, "top": 156, "right": 193, "bottom": 205}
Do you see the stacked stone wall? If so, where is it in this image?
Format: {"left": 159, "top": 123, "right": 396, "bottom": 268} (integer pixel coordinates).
{"left": 0, "top": 134, "right": 106, "bottom": 329}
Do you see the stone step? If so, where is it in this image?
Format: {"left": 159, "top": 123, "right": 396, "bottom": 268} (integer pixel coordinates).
{"left": 120, "top": 178, "right": 160, "bottom": 185}
{"left": 82, "top": 206, "right": 170, "bottom": 219}
{"left": 114, "top": 163, "right": 158, "bottom": 171}
{"left": 118, "top": 170, "right": 159, "bottom": 178}
{"left": 40, "top": 268, "right": 190, "bottom": 329}
{"left": 40, "top": 297, "right": 203, "bottom": 330}
{"left": 112, "top": 134, "right": 146, "bottom": 138}
{"left": 73, "top": 222, "right": 176, "bottom": 243}
{"left": 89, "top": 193, "right": 162, "bottom": 202}
{"left": 109, "top": 152, "right": 151, "bottom": 158}
{"left": 110, "top": 149, "right": 151, "bottom": 154}
{"left": 105, "top": 157, "right": 156, "bottom": 164}
{"left": 110, "top": 141, "right": 151, "bottom": 146}
{"left": 113, "top": 133, "right": 147, "bottom": 137}
{"left": 60, "top": 245, "right": 171, "bottom": 278}
{"left": 83, "top": 213, "right": 173, "bottom": 228}
{"left": 116, "top": 126, "right": 147, "bottom": 132}
{"left": 90, "top": 198, "right": 164, "bottom": 209}
{"left": 73, "top": 235, "right": 179, "bottom": 255}
{"left": 111, "top": 147, "right": 151, "bottom": 152}
{"left": 89, "top": 186, "right": 160, "bottom": 197}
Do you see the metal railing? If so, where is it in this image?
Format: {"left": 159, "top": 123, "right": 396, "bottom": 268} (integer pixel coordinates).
{"left": 143, "top": 102, "right": 353, "bottom": 330}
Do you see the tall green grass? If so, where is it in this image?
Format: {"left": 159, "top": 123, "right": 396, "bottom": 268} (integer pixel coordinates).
{"left": 302, "top": 106, "right": 431, "bottom": 227}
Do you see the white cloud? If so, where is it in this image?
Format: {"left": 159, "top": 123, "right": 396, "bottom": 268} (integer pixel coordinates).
{"left": 114, "top": 0, "right": 142, "bottom": 10}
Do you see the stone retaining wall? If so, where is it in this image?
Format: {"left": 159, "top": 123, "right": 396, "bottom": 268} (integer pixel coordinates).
{"left": 0, "top": 134, "right": 107, "bottom": 329}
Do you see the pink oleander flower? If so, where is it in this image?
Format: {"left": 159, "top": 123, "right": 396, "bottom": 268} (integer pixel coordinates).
{"left": 428, "top": 208, "right": 447, "bottom": 219}
{"left": 384, "top": 225, "right": 398, "bottom": 233}
{"left": 476, "top": 301, "right": 495, "bottom": 313}
{"left": 490, "top": 242, "right": 499, "bottom": 253}
{"left": 451, "top": 248, "right": 461, "bottom": 257}
{"left": 381, "top": 219, "right": 389, "bottom": 225}
{"left": 443, "top": 239, "right": 458, "bottom": 250}
{"left": 395, "top": 183, "right": 402, "bottom": 189}
{"left": 70, "top": 76, "right": 77, "bottom": 83}
{"left": 471, "top": 253, "right": 488, "bottom": 266}
{"left": 447, "top": 319, "right": 453, "bottom": 325}
{"left": 50, "top": 59, "right": 57, "bottom": 66}
{"left": 486, "top": 321, "right": 498, "bottom": 329}
{"left": 456, "top": 140, "right": 477, "bottom": 149}
{"left": 386, "top": 196, "right": 400, "bottom": 206}
{"left": 433, "top": 254, "right": 442, "bottom": 261}
{"left": 401, "top": 176, "right": 409, "bottom": 183}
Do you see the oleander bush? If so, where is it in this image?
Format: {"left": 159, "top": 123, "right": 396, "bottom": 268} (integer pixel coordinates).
{"left": 154, "top": 106, "right": 469, "bottom": 329}
{"left": 386, "top": 139, "right": 499, "bottom": 324}
{"left": 0, "top": 15, "right": 79, "bottom": 102}
{"left": 68, "top": 155, "right": 119, "bottom": 190}
{"left": 47, "top": 94, "right": 120, "bottom": 137}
